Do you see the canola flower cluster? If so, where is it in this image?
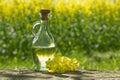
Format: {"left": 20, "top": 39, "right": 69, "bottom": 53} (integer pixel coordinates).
{"left": 46, "top": 54, "right": 79, "bottom": 73}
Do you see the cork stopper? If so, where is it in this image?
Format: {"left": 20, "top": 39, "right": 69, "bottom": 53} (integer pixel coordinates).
{"left": 40, "top": 9, "right": 50, "bottom": 20}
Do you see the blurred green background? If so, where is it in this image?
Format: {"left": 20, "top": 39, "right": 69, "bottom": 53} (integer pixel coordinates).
{"left": 0, "top": 0, "right": 120, "bottom": 70}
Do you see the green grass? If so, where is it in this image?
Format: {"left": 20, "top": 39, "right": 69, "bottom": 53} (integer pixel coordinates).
{"left": 0, "top": 50, "right": 120, "bottom": 70}
{"left": 0, "top": 56, "right": 34, "bottom": 70}
{"left": 69, "top": 50, "right": 120, "bottom": 70}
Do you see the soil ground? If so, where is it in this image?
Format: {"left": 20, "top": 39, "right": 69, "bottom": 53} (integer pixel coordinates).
{"left": 0, "top": 70, "right": 120, "bottom": 80}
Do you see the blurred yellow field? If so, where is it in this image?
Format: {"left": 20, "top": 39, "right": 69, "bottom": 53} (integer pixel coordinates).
{"left": 0, "top": 0, "right": 120, "bottom": 70}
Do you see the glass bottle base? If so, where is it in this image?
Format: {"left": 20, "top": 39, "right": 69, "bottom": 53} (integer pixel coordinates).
{"left": 35, "top": 67, "right": 47, "bottom": 72}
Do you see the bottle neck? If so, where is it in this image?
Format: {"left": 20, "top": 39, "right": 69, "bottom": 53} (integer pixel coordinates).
{"left": 40, "top": 19, "right": 49, "bottom": 30}
{"left": 40, "top": 12, "right": 49, "bottom": 26}
{"left": 40, "top": 13, "right": 49, "bottom": 20}
{"left": 41, "top": 19, "right": 48, "bottom": 23}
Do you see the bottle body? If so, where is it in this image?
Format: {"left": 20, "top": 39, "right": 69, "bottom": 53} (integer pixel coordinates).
{"left": 32, "top": 46, "right": 56, "bottom": 71}
{"left": 32, "top": 10, "right": 56, "bottom": 71}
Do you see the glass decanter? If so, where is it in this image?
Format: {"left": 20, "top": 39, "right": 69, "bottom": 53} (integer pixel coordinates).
{"left": 32, "top": 9, "right": 56, "bottom": 71}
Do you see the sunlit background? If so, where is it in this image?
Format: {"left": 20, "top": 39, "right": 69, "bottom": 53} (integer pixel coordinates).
{"left": 0, "top": 0, "right": 120, "bottom": 70}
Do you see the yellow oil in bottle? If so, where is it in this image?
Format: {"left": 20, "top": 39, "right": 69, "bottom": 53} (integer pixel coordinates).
{"left": 32, "top": 46, "right": 56, "bottom": 71}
